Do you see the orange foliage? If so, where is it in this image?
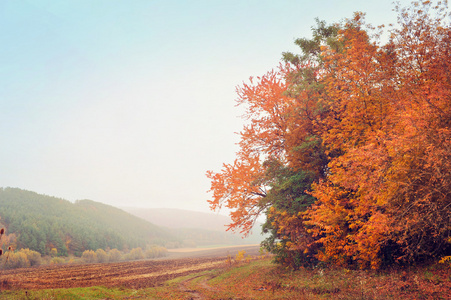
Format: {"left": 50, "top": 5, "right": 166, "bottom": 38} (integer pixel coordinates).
{"left": 308, "top": 2, "right": 451, "bottom": 268}
{"left": 207, "top": 67, "right": 293, "bottom": 234}
{"left": 208, "top": 0, "right": 451, "bottom": 269}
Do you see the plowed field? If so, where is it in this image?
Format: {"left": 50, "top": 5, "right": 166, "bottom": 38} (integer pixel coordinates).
{"left": 0, "top": 245, "right": 260, "bottom": 290}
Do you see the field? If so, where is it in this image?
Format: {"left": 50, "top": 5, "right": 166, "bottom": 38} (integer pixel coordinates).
{"left": 0, "top": 245, "right": 260, "bottom": 290}
{"left": 0, "top": 245, "right": 450, "bottom": 299}
{"left": 0, "top": 256, "right": 226, "bottom": 290}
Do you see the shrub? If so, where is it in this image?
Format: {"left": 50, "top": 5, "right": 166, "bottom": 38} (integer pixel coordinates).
{"left": 125, "top": 247, "right": 144, "bottom": 261}
{"left": 95, "top": 249, "right": 108, "bottom": 263}
{"left": 3, "top": 251, "right": 29, "bottom": 269}
{"left": 50, "top": 257, "right": 65, "bottom": 265}
{"left": 145, "top": 246, "right": 167, "bottom": 259}
{"left": 49, "top": 248, "right": 58, "bottom": 257}
{"left": 19, "top": 248, "right": 41, "bottom": 266}
{"left": 236, "top": 250, "right": 246, "bottom": 262}
{"left": 108, "top": 248, "right": 122, "bottom": 262}
{"left": 81, "top": 250, "right": 97, "bottom": 263}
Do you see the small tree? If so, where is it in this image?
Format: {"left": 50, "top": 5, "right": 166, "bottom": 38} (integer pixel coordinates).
{"left": 20, "top": 248, "right": 41, "bottom": 266}
{"left": 81, "top": 250, "right": 97, "bottom": 263}
{"left": 95, "top": 249, "right": 108, "bottom": 263}
{"left": 3, "top": 251, "right": 29, "bottom": 269}
{"left": 108, "top": 248, "right": 122, "bottom": 262}
{"left": 145, "top": 246, "right": 167, "bottom": 259}
{"left": 127, "top": 247, "right": 144, "bottom": 261}
{"left": 49, "top": 248, "right": 58, "bottom": 258}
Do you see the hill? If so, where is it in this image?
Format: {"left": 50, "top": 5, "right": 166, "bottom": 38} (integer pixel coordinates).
{"left": 0, "top": 188, "right": 179, "bottom": 256}
{"left": 123, "top": 207, "right": 265, "bottom": 247}
{"left": 122, "top": 207, "right": 232, "bottom": 231}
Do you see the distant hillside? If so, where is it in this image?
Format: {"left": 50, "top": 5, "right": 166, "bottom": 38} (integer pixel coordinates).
{"left": 0, "top": 188, "right": 180, "bottom": 256}
{"left": 123, "top": 207, "right": 265, "bottom": 246}
{"left": 123, "top": 208, "right": 232, "bottom": 231}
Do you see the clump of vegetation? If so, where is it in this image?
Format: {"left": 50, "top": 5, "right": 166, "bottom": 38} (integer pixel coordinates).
{"left": 0, "top": 233, "right": 168, "bottom": 269}
{"left": 81, "top": 250, "right": 97, "bottom": 264}
{"left": 235, "top": 250, "right": 246, "bottom": 262}
{"left": 207, "top": 0, "right": 451, "bottom": 270}
{"left": 80, "top": 246, "right": 168, "bottom": 264}
{"left": 145, "top": 245, "right": 168, "bottom": 259}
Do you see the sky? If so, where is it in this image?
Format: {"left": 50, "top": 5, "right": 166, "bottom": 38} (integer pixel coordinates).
{"left": 0, "top": 0, "right": 413, "bottom": 214}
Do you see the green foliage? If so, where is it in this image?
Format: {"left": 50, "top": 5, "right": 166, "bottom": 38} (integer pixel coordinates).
{"left": 260, "top": 160, "right": 319, "bottom": 269}
{"left": 283, "top": 18, "right": 339, "bottom": 65}
{"left": 0, "top": 187, "right": 180, "bottom": 256}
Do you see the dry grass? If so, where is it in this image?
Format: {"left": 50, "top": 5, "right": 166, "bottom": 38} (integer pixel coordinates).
{"left": 176, "top": 258, "right": 451, "bottom": 299}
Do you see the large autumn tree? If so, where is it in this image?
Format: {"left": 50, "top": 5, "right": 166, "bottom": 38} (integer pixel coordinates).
{"left": 207, "top": 20, "right": 337, "bottom": 268}
{"left": 308, "top": 1, "right": 451, "bottom": 269}
{"left": 208, "top": 0, "right": 451, "bottom": 269}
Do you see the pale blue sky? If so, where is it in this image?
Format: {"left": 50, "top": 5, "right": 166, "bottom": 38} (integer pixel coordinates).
{"left": 0, "top": 0, "right": 412, "bottom": 213}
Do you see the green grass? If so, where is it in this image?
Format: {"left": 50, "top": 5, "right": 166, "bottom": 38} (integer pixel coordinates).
{"left": 0, "top": 285, "right": 190, "bottom": 299}
{"left": 1, "top": 286, "right": 134, "bottom": 300}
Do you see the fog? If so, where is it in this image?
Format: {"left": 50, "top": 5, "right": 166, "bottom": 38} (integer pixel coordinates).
{"left": 0, "top": 0, "right": 409, "bottom": 214}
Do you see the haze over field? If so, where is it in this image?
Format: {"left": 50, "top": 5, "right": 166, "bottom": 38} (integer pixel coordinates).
{"left": 0, "top": 0, "right": 411, "bottom": 214}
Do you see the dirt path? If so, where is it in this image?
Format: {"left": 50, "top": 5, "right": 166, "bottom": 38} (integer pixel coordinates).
{"left": 178, "top": 272, "right": 220, "bottom": 300}
{"left": 178, "top": 275, "right": 204, "bottom": 300}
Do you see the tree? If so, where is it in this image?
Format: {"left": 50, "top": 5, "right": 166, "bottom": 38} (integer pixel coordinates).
{"left": 95, "top": 248, "right": 108, "bottom": 263}
{"left": 208, "top": 0, "right": 451, "bottom": 270}
{"left": 81, "top": 250, "right": 97, "bottom": 263}
{"left": 308, "top": 2, "right": 451, "bottom": 268}
{"left": 207, "top": 20, "right": 338, "bottom": 268}
{"left": 207, "top": 67, "right": 294, "bottom": 234}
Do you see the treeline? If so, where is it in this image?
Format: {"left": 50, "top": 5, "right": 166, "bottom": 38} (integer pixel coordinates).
{"left": 208, "top": 1, "right": 451, "bottom": 269}
{"left": 0, "top": 246, "right": 167, "bottom": 270}
{"left": 80, "top": 246, "right": 167, "bottom": 264}
{"left": 0, "top": 188, "right": 180, "bottom": 256}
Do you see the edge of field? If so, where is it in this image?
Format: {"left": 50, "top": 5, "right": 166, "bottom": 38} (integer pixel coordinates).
{"left": 1, "top": 249, "right": 450, "bottom": 299}
{"left": 165, "top": 243, "right": 261, "bottom": 258}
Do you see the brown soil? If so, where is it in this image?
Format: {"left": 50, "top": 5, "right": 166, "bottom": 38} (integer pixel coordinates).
{"left": 0, "top": 245, "right": 259, "bottom": 291}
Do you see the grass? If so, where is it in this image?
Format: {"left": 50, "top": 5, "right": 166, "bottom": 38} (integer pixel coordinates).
{"left": 0, "top": 286, "right": 135, "bottom": 300}
{"left": 1, "top": 258, "right": 450, "bottom": 299}
{"left": 179, "top": 258, "right": 451, "bottom": 299}
{"left": 1, "top": 285, "right": 191, "bottom": 300}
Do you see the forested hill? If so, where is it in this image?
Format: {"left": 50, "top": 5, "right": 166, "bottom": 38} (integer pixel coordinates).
{"left": 0, "top": 188, "right": 179, "bottom": 256}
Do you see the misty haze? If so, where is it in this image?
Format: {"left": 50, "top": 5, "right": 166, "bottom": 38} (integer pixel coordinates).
{"left": 1, "top": 0, "right": 449, "bottom": 298}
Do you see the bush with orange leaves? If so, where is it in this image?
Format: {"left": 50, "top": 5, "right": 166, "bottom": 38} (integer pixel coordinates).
{"left": 208, "top": 1, "right": 451, "bottom": 269}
